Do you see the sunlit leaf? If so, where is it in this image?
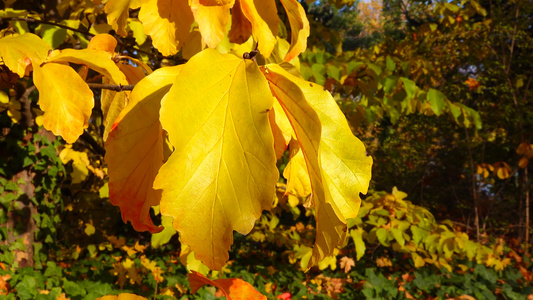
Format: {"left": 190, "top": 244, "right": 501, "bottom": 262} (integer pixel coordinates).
{"left": 104, "top": 0, "right": 132, "bottom": 36}
{"left": 239, "top": 0, "right": 277, "bottom": 58}
{"left": 87, "top": 33, "right": 118, "bottom": 55}
{"left": 261, "top": 64, "right": 346, "bottom": 269}
{"left": 190, "top": 0, "right": 233, "bottom": 48}
{"left": 59, "top": 145, "right": 91, "bottom": 183}
{"left": 33, "top": 63, "right": 93, "bottom": 144}
{"left": 105, "top": 66, "right": 183, "bottom": 233}
{"left": 269, "top": 98, "right": 293, "bottom": 159}
{"left": 154, "top": 49, "right": 277, "bottom": 270}
{"left": 279, "top": 0, "right": 309, "bottom": 62}
{"left": 47, "top": 49, "right": 128, "bottom": 85}
{"left": 0, "top": 33, "right": 49, "bottom": 77}
{"left": 270, "top": 63, "right": 372, "bottom": 218}
{"left": 138, "top": 0, "right": 194, "bottom": 56}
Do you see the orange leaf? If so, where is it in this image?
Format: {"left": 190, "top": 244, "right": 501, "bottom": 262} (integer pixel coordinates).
{"left": 105, "top": 66, "right": 182, "bottom": 233}
{"left": 465, "top": 78, "right": 480, "bottom": 90}
{"left": 88, "top": 33, "right": 117, "bottom": 55}
{"left": 339, "top": 256, "right": 355, "bottom": 273}
{"left": 188, "top": 271, "right": 267, "bottom": 300}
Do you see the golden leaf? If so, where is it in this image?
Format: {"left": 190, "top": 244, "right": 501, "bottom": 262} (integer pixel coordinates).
{"left": 154, "top": 49, "right": 277, "bottom": 270}
{"left": 33, "top": 63, "right": 94, "bottom": 144}
{"left": 138, "top": 0, "right": 194, "bottom": 56}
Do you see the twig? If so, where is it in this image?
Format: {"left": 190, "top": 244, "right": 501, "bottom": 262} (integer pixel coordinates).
{"left": 0, "top": 17, "right": 95, "bottom": 37}
{"left": 80, "top": 131, "right": 105, "bottom": 156}
{"left": 87, "top": 83, "right": 135, "bottom": 91}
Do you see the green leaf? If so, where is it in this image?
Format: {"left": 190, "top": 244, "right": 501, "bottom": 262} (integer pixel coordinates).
{"left": 311, "top": 63, "right": 326, "bottom": 85}
{"left": 350, "top": 228, "right": 366, "bottom": 261}
{"left": 386, "top": 56, "right": 396, "bottom": 72}
{"left": 151, "top": 215, "right": 177, "bottom": 248}
{"left": 400, "top": 77, "right": 417, "bottom": 100}
{"left": 427, "top": 88, "right": 446, "bottom": 116}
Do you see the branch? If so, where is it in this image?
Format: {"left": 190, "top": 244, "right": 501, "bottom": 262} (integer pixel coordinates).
{"left": 80, "top": 131, "right": 106, "bottom": 156}
{"left": 87, "top": 83, "right": 135, "bottom": 91}
{"left": 0, "top": 17, "right": 95, "bottom": 37}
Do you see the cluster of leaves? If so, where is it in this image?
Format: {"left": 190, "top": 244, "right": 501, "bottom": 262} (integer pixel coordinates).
{"left": 0, "top": 0, "right": 374, "bottom": 273}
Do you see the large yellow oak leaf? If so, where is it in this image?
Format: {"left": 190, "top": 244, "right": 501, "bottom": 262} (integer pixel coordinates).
{"left": 254, "top": 0, "right": 279, "bottom": 37}
{"left": 279, "top": 0, "right": 309, "bottom": 62}
{"left": 0, "top": 33, "right": 49, "bottom": 77}
{"left": 138, "top": 0, "right": 194, "bottom": 56}
{"left": 100, "top": 77, "right": 128, "bottom": 141}
{"left": 33, "top": 63, "right": 94, "bottom": 144}
{"left": 46, "top": 49, "right": 128, "bottom": 85}
{"left": 105, "top": 66, "right": 183, "bottom": 233}
{"left": 239, "top": 0, "right": 277, "bottom": 58}
{"left": 275, "top": 64, "right": 372, "bottom": 218}
{"left": 153, "top": 49, "right": 277, "bottom": 270}
{"left": 262, "top": 64, "right": 348, "bottom": 269}
{"left": 190, "top": 0, "right": 233, "bottom": 48}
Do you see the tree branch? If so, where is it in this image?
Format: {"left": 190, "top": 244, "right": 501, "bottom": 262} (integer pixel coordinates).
{"left": 87, "top": 83, "right": 135, "bottom": 91}
{"left": 1, "top": 17, "right": 95, "bottom": 37}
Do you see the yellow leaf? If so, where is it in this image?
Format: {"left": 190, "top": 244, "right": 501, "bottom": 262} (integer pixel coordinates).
{"left": 47, "top": 49, "right": 128, "bottom": 85}
{"left": 519, "top": 157, "right": 529, "bottom": 168}
{"left": 266, "top": 64, "right": 371, "bottom": 218}
{"left": 0, "top": 33, "right": 50, "bottom": 77}
{"left": 269, "top": 98, "right": 293, "bottom": 159}
{"left": 190, "top": 0, "right": 233, "bottom": 48}
{"left": 199, "top": 0, "right": 234, "bottom": 5}
{"left": 100, "top": 77, "right": 128, "bottom": 141}
{"left": 228, "top": 0, "right": 252, "bottom": 44}
{"left": 33, "top": 63, "right": 94, "bottom": 144}
{"left": 261, "top": 64, "right": 347, "bottom": 269}
{"left": 283, "top": 142, "right": 312, "bottom": 198}
{"left": 104, "top": 0, "right": 135, "bottom": 36}
{"left": 96, "top": 293, "right": 148, "bottom": 300}
{"left": 279, "top": 0, "right": 309, "bottom": 62}
{"left": 239, "top": 0, "right": 277, "bottom": 58}
{"left": 154, "top": 49, "right": 277, "bottom": 270}
{"left": 138, "top": 0, "right": 194, "bottom": 56}
{"left": 105, "top": 66, "right": 182, "bottom": 233}
{"left": 85, "top": 223, "right": 96, "bottom": 236}
{"left": 59, "top": 146, "right": 91, "bottom": 184}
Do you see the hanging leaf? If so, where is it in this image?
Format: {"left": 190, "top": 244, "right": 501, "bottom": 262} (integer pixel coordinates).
{"left": 153, "top": 49, "right": 278, "bottom": 270}
{"left": 33, "top": 63, "right": 94, "bottom": 144}
{"left": 279, "top": 0, "right": 309, "bottom": 62}
{"left": 239, "top": 0, "right": 277, "bottom": 58}
{"left": 138, "top": 0, "right": 194, "bottom": 56}
{"left": 262, "top": 64, "right": 347, "bottom": 269}
{"left": 105, "top": 66, "right": 183, "bottom": 233}
{"left": 228, "top": 0, "right": 252, "bottom": 44}
{"left": 190, "top": 0, "right": 233, "bottom": 48}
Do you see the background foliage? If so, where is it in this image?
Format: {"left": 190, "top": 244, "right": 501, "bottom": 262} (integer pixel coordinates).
{"left": 0, "top": 0, "right": 532, "bottom": 298}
